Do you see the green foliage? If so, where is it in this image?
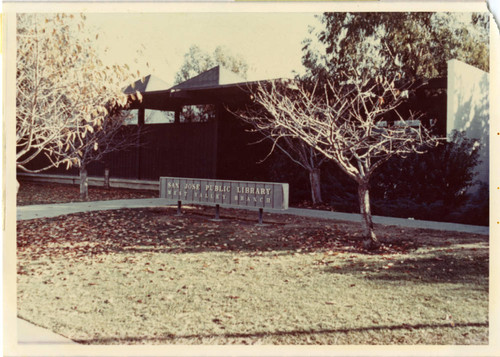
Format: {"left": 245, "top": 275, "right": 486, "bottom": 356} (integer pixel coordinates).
{"left": 174, "top": 45, "right": 248, "bottom": 84}
{"left": 320, "top": 162, "right": 359, "bottom": 212}
{"left": 302, "top": 12, "right": 489, "bottom": 82}
{"left": 371, "top": 130, "right": 481, "bottom": 205}
{"left": 174, "top": 45, "right": 248, "bottom": 123}
{"left": 268, "top": 130, "right": 487, "bottom": 225}
{"left": 299, "top": 12, "right": 489, "bottom": 226}
{"left": 369, "top": 130, "right": 486, "bottom": 225}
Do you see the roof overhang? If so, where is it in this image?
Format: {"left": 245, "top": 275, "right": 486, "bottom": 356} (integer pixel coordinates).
{"left": 126, "top": 65, "right": 275, "bottom": 111}
{"left": 128, "top": 81, "right": 263, "bottom": 111}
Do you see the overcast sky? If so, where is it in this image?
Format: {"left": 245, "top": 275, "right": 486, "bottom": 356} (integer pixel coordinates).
{"left": 84, "top": 13, "right": 320, "bottom": 87}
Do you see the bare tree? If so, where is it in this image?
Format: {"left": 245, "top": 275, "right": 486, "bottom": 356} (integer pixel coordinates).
{"left": 243, "top": 117, "right": 327, "bottom": 204}
{"left": 238, "top": 72, "right": 441, "bottom": 249}
{"left": 61, "top": 110, "right": 142, "bottom": 199}
{"left": 16, "top": 13, "right": 139, "bottom": 174}
{"left": 275, "top": 138, "right": 327, "bottom": 204}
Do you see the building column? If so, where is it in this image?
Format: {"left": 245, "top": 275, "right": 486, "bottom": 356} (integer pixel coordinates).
{"left": 137, "top": 107, "right": 145, "bottom": 179}
{"left": 174, "top": 106, "right": 181, "bottom": 123}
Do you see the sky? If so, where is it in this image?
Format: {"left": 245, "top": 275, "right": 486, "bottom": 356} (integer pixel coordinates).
{"left": 84, "top": 13, "right": 321, "bottom": 87}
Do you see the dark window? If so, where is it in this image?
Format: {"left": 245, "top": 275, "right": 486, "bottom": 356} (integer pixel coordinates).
{"left": 180, "top": 104, "right": 216, "bottom": 123}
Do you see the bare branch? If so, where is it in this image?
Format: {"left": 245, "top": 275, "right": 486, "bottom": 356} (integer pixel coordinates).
{"left": 232, "top": 70, "right": 443, "bottom": 245}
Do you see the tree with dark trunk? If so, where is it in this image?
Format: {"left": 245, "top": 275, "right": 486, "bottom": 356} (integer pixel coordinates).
{"left": 238, "top": 72, "right": 441, "bottom": 249}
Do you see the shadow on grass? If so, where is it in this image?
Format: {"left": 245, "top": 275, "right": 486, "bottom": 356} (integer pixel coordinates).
{"left": 73, "top": 321, "right": 488, "bottom": 344}
{"left": 325, "top": 249, "right": 489, "bottom": 286}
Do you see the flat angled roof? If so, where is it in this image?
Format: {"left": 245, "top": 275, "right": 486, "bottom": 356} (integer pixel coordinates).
{"left": 170, "top": 65, "right": 248, "bottom": 91}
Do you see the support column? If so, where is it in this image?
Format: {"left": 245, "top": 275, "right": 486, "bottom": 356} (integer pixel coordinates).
{"left": 212, "top": 104, "right": 221, "bottom": 178}
{"left": 137, "top": 107, "right": 145, "bottom": 180}
{"left": 174, "top": 106, "right": 181, "bottom": 124}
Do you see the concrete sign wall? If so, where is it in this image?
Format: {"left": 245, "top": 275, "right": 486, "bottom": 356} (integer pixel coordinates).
{"left": 160, "top": 177, "right": 289, "bottom": 210}
{"left": 447, "top": 59, "right": 489, "bottom": 192}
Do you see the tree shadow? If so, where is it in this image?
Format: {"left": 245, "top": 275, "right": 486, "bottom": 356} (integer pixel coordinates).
{"left": 324, "top": 247, "right": 489, "bottom": 286}
{"left": 72, "top": 321, "right": 488, "bottom": 344}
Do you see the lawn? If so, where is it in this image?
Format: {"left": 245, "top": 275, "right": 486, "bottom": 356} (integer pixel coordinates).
{"left": 17, "top": 204, "right": 489, "bottom": 345}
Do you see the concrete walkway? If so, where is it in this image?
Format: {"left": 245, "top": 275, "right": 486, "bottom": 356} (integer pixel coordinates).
{"left": 17, "top": 198, "right": 172, "bottom": 221}
{"left": 17, "top": 318, "right": 77, "bottom": 345}
{"left": 15, "top": 197, "right": 489, "bottom": 344}
{"left": 17, "top": 198, "right": 489, "bottom": 235}
{"left": 286, "top": 207, "right": 489, "bottom": 235}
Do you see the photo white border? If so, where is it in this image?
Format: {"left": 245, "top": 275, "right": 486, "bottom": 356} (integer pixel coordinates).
{"left": 3, "top": 1, "right": 498, "bottom": 356}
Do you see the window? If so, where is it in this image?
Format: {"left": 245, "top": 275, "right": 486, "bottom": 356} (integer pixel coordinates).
{"left": 124, "top": 109, "right": 175, "bottom": 125}
{"left": 145, "top": 110, "right": 175, "bottom": 124}
{"left": 180, "top": 104, "right": 216, "bottom": 123}
{"left": 124, "top": 109, "right": 139, "bottom": 125}
{"left": 394, "top": 119, "right": 421, "bottom": 127}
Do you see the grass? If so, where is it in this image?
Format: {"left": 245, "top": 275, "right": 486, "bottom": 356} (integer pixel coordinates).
{"left": 17, "top": 207, "right": 489, "bottom": 345}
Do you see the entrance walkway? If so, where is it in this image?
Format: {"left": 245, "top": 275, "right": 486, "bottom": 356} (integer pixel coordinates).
{"left": 17, "top": 198, "right": 489, "bottom": 235}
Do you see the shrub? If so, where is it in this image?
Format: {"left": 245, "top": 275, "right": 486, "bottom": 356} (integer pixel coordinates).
{"left": 371, "top": 130, "right": 481, "bottom": 206}
{"left": 369, "top": 130, "right": 486, "bottom": 224}
{"left": 265, "top": 130, "right": 487, "bottom": 225}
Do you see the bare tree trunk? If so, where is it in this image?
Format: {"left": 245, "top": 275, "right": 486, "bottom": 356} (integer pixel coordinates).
{"left": 357, "top": 181, "right": 380, "bottom": 250}
{"left": 80, "top": 166, "right": 89, "bottom": 200}
{"left": 309, "top": 168, "right": 322, "bottom": 204}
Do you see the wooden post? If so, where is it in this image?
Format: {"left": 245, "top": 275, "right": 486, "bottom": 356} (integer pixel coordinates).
{"left": 80, "top": 167, "right": 88, "bottom": 200}
{"left": 104, "top": 168, "right": 110, "bottom": 189}
{"left": 258, "top": 208, "right": 264, "bottom": 225}
{"left": 215, "top": 204, "right": 220, "bottom": 220}
{"left": 176, "top": 201, "right": 182, "bottom": 216}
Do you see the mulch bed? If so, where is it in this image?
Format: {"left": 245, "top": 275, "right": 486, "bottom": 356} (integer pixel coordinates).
{"left": 17, "top": 180, "right": 157, "bottom": 206}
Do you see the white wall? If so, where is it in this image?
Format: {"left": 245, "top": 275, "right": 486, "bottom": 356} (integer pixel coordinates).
{"left": 447, "top": 59, "right": 489, "bottom": 192}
